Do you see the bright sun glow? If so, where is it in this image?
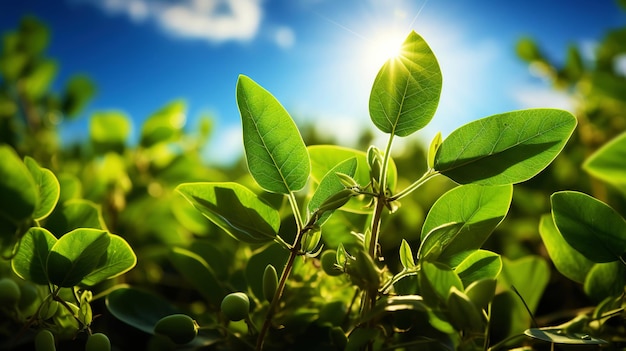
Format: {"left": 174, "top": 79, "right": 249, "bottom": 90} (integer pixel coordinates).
{"left": 363, "top": 29, "right": 407, "bottom": 75}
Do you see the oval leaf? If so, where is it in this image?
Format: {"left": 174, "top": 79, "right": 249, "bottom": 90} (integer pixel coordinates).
{"left": 24, "top": 157, "right": 60, "bottom": 221}
{"left": 80, "top": 234, "right": 137, "bottom": 287}
{"left": 420, "top": 184, "right": 512, "bottom": 266}
{"left": 46, "top": 229, "right": 110, "bottom": 287}
{"left": 434, "top": 109, "right": 577, "bottom": 185}
{"left": 11, "top": 227, "right": 58, "bottom": 285}
{"left": 583, "top": 131, "right": 626, "bottom": 192}
{"left": 0, "top": 145, "right": 37, "bottom": 221}
{"left": 584, "top": 261, "right": 626, "bottom": 302}
{"left": 369, "top": 31, "right": 442, "bottom": 136}
{"left": 308, "top": 157, "right": 357, "bottom": 224}
{"left": 236, "top": 75, "right": 310, "bottom": 194}
{"left": 419, "top": 261, "right": 463, "bottom": 305}
{"left": 525, "top": 328, "right": 607, "bottom": 345}
{"left": 169, "top": 247, "right": 225, "bottom": 308}
{"left": 551, "top": 191, "right": 626, "bottom": 263}
{"left": 399, "top": 239, "right": 416, "bottom": 270}
{"left": 106, "top": 287, "right": 182, "bottom": 334}
{"left": 176, "top": 182, "right": 280, "bottom": 244}
{"left": 538, "top": 214, "right": 593, "bottom": 284}
{"left": 45, "top": 199, "right": 108, "bottom": 237}
{"left": 499, "top": 256, "right": 549, "bottom": 313}
{"left": 454, "top": 250, "right": 502, "bottom": 287}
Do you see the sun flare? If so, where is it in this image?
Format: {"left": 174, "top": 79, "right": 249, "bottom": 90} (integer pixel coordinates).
{"left": 363, "top": 29, "right": 406, "bottom": 74}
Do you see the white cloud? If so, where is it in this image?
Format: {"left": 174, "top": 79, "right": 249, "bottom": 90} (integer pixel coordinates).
{"left": 512, "top": 86, "right": 574, "bottom": 112}
{"left": 76, "top": 0, "right": 263, "bottom": 43}
{"left": 204, "top": 124, "right": 243, "bottom": 165}
{"left": 274, "top": 26, "right": 296, "bottom": 49}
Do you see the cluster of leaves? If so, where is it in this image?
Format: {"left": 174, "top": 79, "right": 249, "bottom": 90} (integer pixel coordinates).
{"left": 1, "top": 9, "right": 625, "bottom": 351}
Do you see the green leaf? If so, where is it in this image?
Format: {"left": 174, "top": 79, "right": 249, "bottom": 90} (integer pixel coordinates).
{"left": 583, "top": 131, "right": 626, "bottom": 193}
{"left": 106, "top": 287, "right": 182, "bottom": 334}
{"left": 61, "top": 75, "right": 96, "bottom": 118}
{"left": 308, "top": 145, "right": 398, "bottom": 212}
{"left": 524, "top": 328, "right": 607, "bottom": 345}
{"left": 434, "top": 109, "right": 577, "bottom": 185}
{"left": 447, "top": 287, "right": 484, "bottom": 332}
{"left": 551, "top": 191, "right": 626, "bottom": 263}
{"left": 0, "top": 145, "right": 37, "bottom": 222}
{"left": 418, "top": 222, "right": 464, "bottom": 263}
{"left": 399, "top": 239, "right": 415, "bottom": 270}
{"left": 168, "top": 247, "right": 225, "bottom": 307}
{"left": 236, "top": 75, "right": 310, "bottom": 194}
{"left": 499, "top": 256, "right": 549, "bottom": 313}
{"left": 24, "top": 157, "right": 60, "bottom": 221}
{"left": 45, "top": 199, "right": 108, "bottom": 237}
{"left": 140, "top": 100, "right": 186, "bottom": 147}
{"left": 369, "top": 31, "right": 442, "bottom": 136}
{"left": 427, "top": 132, "right": 442, "bottom": 169}
{"left": 538, "top": 214, "right": 593, "bottom": 284}
{"left": 176, "top": 182, "right": 280, "bottom": 244}
{"left": 419, "top": 261, "right": 463, "bottom": 305}
{"left": 584, "top": 261, "right": 626, "bottom": 302}
{"left": 90, "top": 111, "right": 131, "bottom": 153}
{"left": 420, "top": 184, "right": 512, "bottom": 266}
{"left": 46, "top": 229, "right": 110, "bottom": 287}
{"left": 308, "top": 157, "right": 357, "bottom": 223}
{"left": 11, "top": 227, "right": 58, "bottom": 285}
{"left": 21, "top": 59, "right": 57, "bottom": 100}
{"left": 454, "top": 250, "right": 502, "bottom": 287}
{"left": 465, "top": 279, "right": 497, "bottom": 311}
{"left": 80, "top": 234, "right": 137, "bottom": 287}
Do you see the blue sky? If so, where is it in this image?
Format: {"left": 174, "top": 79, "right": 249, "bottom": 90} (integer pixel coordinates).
{"left": 2, "top": 0, "right": 625, "bottom": 164}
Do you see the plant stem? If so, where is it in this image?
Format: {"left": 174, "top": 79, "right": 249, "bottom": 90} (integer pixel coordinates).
{"left": 256, "top": 192, "right": 305, "bottom": 351}
{"left": 368, "top": 134, "right": 394, "bottom": 259}
{"left": 389, "top": 169, "right": 440, "bottom": 202}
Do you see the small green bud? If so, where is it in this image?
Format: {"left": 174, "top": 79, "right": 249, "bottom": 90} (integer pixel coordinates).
{"left": 262, "top": 265, "right": 278, "bottom": 302}
{"left": 85, "top": 333, "right": 111, "bottom": 351}
{"left": 317, "top": 189, "right": 357, "bottom": 214}
{"left": 320, "top": 250, "right": 342, "bottom": 276}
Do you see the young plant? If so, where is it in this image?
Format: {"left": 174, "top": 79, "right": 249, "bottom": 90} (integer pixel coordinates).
{"left": 177, "top": 30, "right": 577, "bottom": 350}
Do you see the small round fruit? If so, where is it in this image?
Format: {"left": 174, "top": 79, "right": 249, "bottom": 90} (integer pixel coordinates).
{"left": 0, "top": 278, "right": 21, "bottom": 307}
{"left": 320, "top": 250, "right": 342, "bottom": 276}
{"left": 35, "top": 329, "right": 56, "bottom": 351}
{"left": 220, "top": 292, "right": 250, "bottom": 321}
{"left": 154, "top": 314, "right": 198, "bottom": 345}
{"left": 85, "top": 333, "right": 111, "bottom": 351}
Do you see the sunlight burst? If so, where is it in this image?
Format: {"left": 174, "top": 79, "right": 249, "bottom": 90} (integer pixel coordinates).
{"left": 363, "top": 29, "right": 406, "bottom": 74}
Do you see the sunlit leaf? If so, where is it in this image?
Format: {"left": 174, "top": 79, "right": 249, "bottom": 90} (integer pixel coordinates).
{"left": 419, "top": 261, "right": 463, "bottom": 305}
{"left": 525, "top": 328, "right": 607, "bottom": 345}
{"left": 24, "top": 157, "right": 60, "bottom": 221}
{"left": 80, "top": 234, "right": 137, "bottom": 287}
{"left": 369, "top": 31, "right": 442, "bottom": 136}
{"left": 308, "top": 157, "right": 357, "bottom": 224}
{"left": 454, "top": 250, "right": 502, "bottom": 287}
{"left": 176, "top": 182, "right": 280, "bottom": 244}
{"left": 90, "top": 111, "right": 131, "bottom": 153}
{"left": 46, "top": 229, "right": 110, "bottom": 287}
{"left": 308, "top": 145, "right": 398, "bottom": 212}
{"left": 236, "top": 75, "right": 310, "bottom": 194}
{"left": 551, "top": 191, "right": 626, "bottom": 263}
{"left": 399, "top": 239, "right": 415, "bottom": 270}
{"left": 21, "top": 59, "right": 57, "bottom": 100}
{"left": 465, "top": 279, "right": 497, "bottom": 311}
{"left": 0, "top": 145, "right": 37, "bottom": 222}
{"left": 434, "top": 109, "right": 577, "bottom": 185}
{"left": 420, "top": 184, "right": 512, "bottom": 266}
{"left": 11, "top": 227, "right": 58, "bottom": 285}
{"left": 583, "top": 131, "right": 626, "bottom": 193}
{"left": 538, "top": 214, "right": 593, "bottom": 284}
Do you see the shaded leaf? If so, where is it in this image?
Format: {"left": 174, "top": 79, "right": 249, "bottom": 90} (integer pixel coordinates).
{"left": 525, "top": 328, "right": 607, "bottom": 345}
{"left": 434, "top": 109, "right": 577, "bottom": 185}
{"left": 246, "top": 243, "right": 289, "bottom": 300}
{"left": 169, "top": 247, "right": 225, "bottom": 307}
{"left": 11, "top": 227, "right": 58, "bottom": 285}
{"left": 538, "top": 214, "right": 593, "bottom": 284}
{"left": 45, "top": 199, "right": 107, "bottom": 237}
{"left": 176, "top": 182, "right": 280, "bottom": 244}
{"left": 308, "top": 157, "right": 357, "bottom": 224}
{"left": 499, "top": 256, "right": 549, "bottom": 313}
{"left": 106, "top": 287, "right": 182, "bottom": 334}
{"left": 140, "top": 100, "right": 186, "bottom": 147}
{"left": 584, "top": 261, "right": 626, "bottom": 302}
{"left": 236, "top": 75, "right": 309, "bottom": 194}
{"left": 419, "top": 261, "right": 463, "bottom": 305}
{"left": 369, "top": 31, "right": 442, "bottom": 136}
{"left": 0, "top": 145, "right": 37, "bottom": 222}
{"left": 551, "top": 191, "right": 626, "bottom": 263}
